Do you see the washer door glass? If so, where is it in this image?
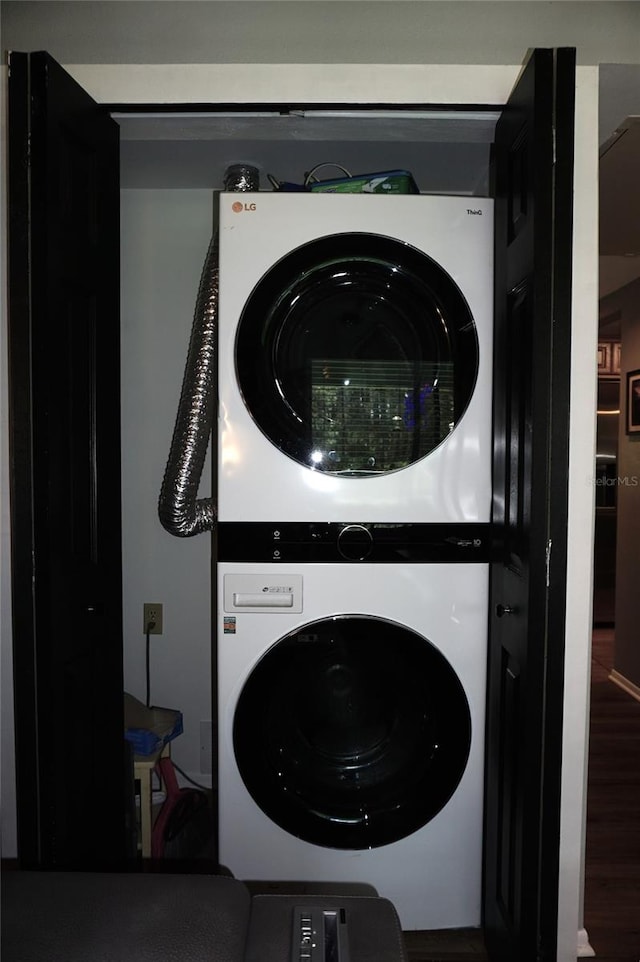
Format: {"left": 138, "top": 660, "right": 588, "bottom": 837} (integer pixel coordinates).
{"left": 233, "top": 615, "right": 472, "bottom": 850}
{"left": 235, "top": 233, "right": 479, "bottom": 477}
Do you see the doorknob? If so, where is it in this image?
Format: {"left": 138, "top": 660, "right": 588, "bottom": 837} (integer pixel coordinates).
{"left": 495, "top": 604, "right": 514, "bottom": 618}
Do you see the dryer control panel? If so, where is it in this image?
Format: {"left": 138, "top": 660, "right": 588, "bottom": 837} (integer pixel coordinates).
{"left": 218, "top": 522, "right": 492, "bottom": 563}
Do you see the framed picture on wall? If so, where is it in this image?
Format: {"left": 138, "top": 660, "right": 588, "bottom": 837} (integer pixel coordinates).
{"left": 598, "top": 340, "right": 622, "bottom": 377}
{"left": 626, "top": 369, "right": 640, "bottom": 435}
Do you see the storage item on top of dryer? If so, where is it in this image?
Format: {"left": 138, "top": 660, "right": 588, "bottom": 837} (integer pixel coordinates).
{"left": 266, "top": 162, "right": 419, "bottom": 193}
{"left": 310, "top": 169, "right": 419, "bottom": 194}
{"left": 223, "top": 163, "right": 260, "bottom": 191}
{"left": 266, "top": 162, "right": 351, "bottom": 191}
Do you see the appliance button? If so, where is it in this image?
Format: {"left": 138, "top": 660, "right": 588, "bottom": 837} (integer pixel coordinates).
{"left": 337, "top": 524, "right": 373, "bottom": 561}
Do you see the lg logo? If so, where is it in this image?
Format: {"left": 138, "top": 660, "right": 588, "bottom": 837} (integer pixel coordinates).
{"left": 232, "top": 201, "right": 257, "bottom": 213}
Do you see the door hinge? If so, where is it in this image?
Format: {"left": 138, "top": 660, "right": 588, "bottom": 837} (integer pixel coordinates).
{"left": 546, "top": 539, "right": 552, "bottom": 588}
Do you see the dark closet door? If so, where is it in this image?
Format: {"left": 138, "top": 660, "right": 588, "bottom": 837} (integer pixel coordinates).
{"left": 484, "top": 49, "right": 575, "bottom": 960}
{"left": 8, "top": 52, "right": 129, "bottom": 866}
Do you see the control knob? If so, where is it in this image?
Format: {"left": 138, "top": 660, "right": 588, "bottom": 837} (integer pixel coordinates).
{"left": 337, "top": 524, "right": 373, "bottom": 561}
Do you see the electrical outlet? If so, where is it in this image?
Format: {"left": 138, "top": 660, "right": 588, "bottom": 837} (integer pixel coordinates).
{"left": 143, "top": 603, "right": 163, "bottom": 635}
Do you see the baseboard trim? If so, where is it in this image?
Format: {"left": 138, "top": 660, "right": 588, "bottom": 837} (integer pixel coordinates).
{"left": 609, "top": 669, "right": 640, "bottom": 703}
{"left": 577, "top": 927, "right": 596, "bottom": 957}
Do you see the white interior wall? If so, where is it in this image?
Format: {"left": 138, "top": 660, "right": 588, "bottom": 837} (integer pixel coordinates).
{"left": 120, "top": 188, "right": 215, "bottom": 784}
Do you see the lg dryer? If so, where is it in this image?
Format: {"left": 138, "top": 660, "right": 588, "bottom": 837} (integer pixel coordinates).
{"left": 217, "top": 193, "right": 493, "bottom": 523}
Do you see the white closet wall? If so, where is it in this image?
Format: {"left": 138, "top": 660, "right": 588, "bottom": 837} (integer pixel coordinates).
{"left": 121, "top": 188, "right": 214, "bottom": 782}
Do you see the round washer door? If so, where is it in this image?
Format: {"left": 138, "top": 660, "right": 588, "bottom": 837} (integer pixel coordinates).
{"left": 233, "top": 615, "right": 472, "bottom": 850}
{"left": 235, "top": 233, "right": 478, "bottom": 477}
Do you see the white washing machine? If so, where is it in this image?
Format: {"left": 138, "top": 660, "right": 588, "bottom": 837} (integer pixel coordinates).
{"left": 217, "top": 546, "right": 488, "bottom": 931}
{"left": 217, "top": 192, "right": 493, "bottom": 524}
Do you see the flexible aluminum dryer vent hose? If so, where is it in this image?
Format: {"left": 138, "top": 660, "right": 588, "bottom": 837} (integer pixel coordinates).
{"left": 158, "top": 164, "right": 259, "bottom": 537}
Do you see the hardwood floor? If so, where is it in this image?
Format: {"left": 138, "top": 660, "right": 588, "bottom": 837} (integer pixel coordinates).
{"left": 402, "top": 928, "right": 487, "bottom": 961}
{"left": 583, "top": 628, "right": 640, "bottom": 962}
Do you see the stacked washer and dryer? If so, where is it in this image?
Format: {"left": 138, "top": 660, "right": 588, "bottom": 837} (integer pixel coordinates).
{"left": 215, "top": 192, "right": 494, "bottom": 931}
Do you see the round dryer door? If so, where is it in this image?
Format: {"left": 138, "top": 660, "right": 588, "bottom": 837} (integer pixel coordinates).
{"left": 233, "top": 615, "right": 472, "bottom": 850}
{"left": 235, "top": 233, "right": 478, "bottom": 477}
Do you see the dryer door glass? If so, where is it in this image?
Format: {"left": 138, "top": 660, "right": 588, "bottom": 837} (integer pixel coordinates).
{"left": 235, "top": 234, "right": 478, "bottom": 477}
{"left": 233, "top": 615, "right": 472, "bottom": 850}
